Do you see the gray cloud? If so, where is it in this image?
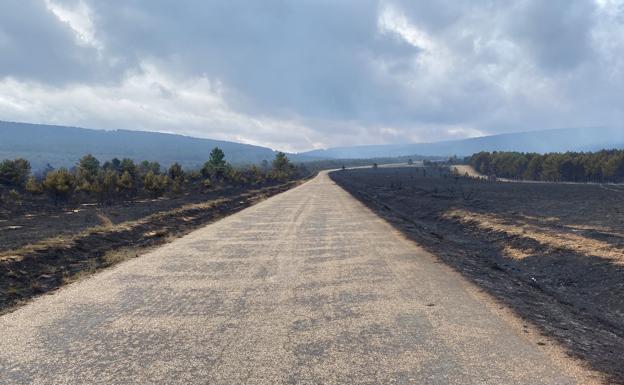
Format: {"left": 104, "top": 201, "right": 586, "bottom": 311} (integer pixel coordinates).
{"left": 0, "top": 0, "right": 125, "bottom": 84}
{"left": 509, "top": 0, "right": 596, "bottom": 72}
{"left": 0, "top": 0, "right": 622, "bottom": 151}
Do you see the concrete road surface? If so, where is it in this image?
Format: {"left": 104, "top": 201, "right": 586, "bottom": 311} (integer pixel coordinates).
{"left": 0, "top": 173, "right": 597, "bottom": 384}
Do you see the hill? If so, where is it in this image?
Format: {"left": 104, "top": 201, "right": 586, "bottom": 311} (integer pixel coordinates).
{"left": 0, "top": 121, "right": 285, "bottom": 170}
{"left": 302, "top": 127, "right": 624, "bottom": 159}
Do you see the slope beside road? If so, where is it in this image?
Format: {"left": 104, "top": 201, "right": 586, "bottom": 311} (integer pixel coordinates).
{"left": 0, "top": 172, "right": 600, "bottom": 384}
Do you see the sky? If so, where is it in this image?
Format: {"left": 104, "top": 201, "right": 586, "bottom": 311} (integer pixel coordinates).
{"left": 0, "top": 1, "right": 623, "bottom": 152}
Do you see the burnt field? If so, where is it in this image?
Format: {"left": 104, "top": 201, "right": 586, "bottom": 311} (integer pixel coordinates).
{"left": 0, "top": 180, "right": 302, "bottom": 313}
{"left": 0, "top": 183, "right": 286, "bottom": 253}
{"left": 331, "top": 166, "right": 624, "bottom": 383}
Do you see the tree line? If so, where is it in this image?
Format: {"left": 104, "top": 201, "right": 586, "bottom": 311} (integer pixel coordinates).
{"left": 0, "top": 148, "right": 305, "bottom": 206}
{"left": 469, "top": 150, "right": 624, "bottom": 182}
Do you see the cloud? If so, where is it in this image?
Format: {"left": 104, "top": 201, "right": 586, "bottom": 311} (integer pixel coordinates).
{"left": 0, "top": 0, "right": 622, "bottom": 151}
{"left": 509, "top": 0, "right": 596, "bottom": 72}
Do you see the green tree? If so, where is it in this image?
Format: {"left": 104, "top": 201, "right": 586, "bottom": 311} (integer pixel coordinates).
{"left": 140, "top": 160, "right": 161, "bottom": 175}
{"left": 98, "top": 169, "right": 118, "bottom": 205}
{"left": 603, "top": 153, "right": 624, "bottom": 182}
{"left": 202, "top": 147, "right": 228, "bottom": 181}
{"left": 117, "top": 170, "right": 135, "bottom": 199}
{"left": 524, "top": 156, "right": 543, "bottom": 180}
{"left": 143, "top": 171, "right": 169, "bottom": 198}
{"left": 78, "top": 154, "right": 100, "bottom": 181}
{"left": 471, "top": 152, "right": 492, "bottom": 175}
{"left": 43, "top": 168, "right": 75, "bottom": 205}
{"left": 120, "top": 158, "right": 138, "bottom": 177}
{"left": 25, "top": 176, "right": 43, "bottom": 195}
{"left": 103, "top": 158, "right": 121, "bottom": 172}
{"left": 271, "top": 152, "right": 294, "bottom": 180}
{"left": 76, "top": 154, "right": 101, "bottom": 195}
{"left": 542, "top": 154, "right": 563, "bottom": 181}
{"left": 0, "top": 158, "right": 31, "bottom": 188}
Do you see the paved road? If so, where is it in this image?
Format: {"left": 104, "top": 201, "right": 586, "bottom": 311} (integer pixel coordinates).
{"left": 0, "top": 173, "right": 595, "bottom": 384}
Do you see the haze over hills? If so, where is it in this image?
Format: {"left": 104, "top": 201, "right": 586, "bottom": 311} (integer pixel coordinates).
{"left": 302, "top": 127, "right": 624, "bottom": 159}
{"left": 0, "top": 121, "right": 294, "bottom": 171}
{"left": 2, "top": 121, "right": 623, "bottom": 170}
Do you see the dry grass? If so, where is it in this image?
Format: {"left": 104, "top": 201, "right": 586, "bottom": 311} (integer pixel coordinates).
{"left": 518, "top": 214, "right": 560, "bottom": 223}
{"left": 103, "top": 248, "right": 139, "bottom": 265}
{"left": 0, "top": 197, "right": 227, "bottom": 261}
{"left": 1, "top": 182, "right": 304, "bottom": 262}
{"left": 95, "top": 212, "right": 114, "bottom": 227}
{"left": 451, "top": 165, "right": 486, "bottom": 179}
{"left": 501, "top": 244, "right": 535, "bottom": 260}
{"left": 443, "top": 208, "right": 624, "bottom": 264}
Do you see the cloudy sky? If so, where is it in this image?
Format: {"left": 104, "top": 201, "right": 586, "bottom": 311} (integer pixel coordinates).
{"left": 0, "top": 1, "right": 622, "bottom": 151}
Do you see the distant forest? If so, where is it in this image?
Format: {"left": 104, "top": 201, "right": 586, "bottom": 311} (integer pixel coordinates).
{"left": 469, "top": 150, "right": 624, "bottom": 183}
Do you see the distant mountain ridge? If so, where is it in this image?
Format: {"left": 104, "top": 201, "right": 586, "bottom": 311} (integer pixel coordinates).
{"left": 302, "top": 127, "right": 624, "bottom": 159}
{"left": 2, "top": 121, "right": 622, "bottom": 170}
{"left": 0, "top": 121, "right": 288, "bottom": 170}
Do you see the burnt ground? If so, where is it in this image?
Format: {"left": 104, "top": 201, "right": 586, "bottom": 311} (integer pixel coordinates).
{"left": 0, "top": 183, "right": 288, "bottom": 253}
{"left": 0, "top": 180, "right": 303, "bottom": 313}
{"left": 331, "top": 166, "right": 624, "bottom": 384}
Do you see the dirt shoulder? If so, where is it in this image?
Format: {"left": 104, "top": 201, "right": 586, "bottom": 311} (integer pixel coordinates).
{"left": 330, "top": 167, "right": 624, "bottom": 384}
{"left": 0, "top": 179, "right": 304, "bottom": 314}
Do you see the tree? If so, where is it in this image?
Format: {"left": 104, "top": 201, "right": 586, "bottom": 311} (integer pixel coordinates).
{"left": 25, "top": 176, "right": 43, "bottom": 195}
{"left": 143, "top": 171, "right": 169, "bottom": 198}
{"left": 76, "top": 154, "right": 101, "bottom": 195}
{"left": 120, "top": 158, "right": 138, "bottom": 177}
{"left": 168, "top": 162, "right": 184, "bottom": 181}
{"left": 117, "top": 170, "right": 135, "bottom": 199}
{"left": 103, "top": 158, "right": 121, "bottom": 172}
{"left": 77, "top": 154, "right": 100, "bottom": 182}
{"left": 246, "top": 165, "right": 266, "bottom": 185}
{"left": 470, "top": 152, "right": 491, "bottom": 175}
{"left": 524, "top": 156, "right": 543, "bottom": 180}
{"left": 43, "top": 168, "right": 75, "bottom": 205}
{"left": 202, "top": 147, "right": 227, "bottom": 181}
{"left": 97, "top": 169, "right": 118, "bottom": 205}
{"left": 0, "top": 158, "right": 31, "bottom": 188}
{"left": 560, "top": 158, "right": 585, "bottom": 182}
{"left": 140, "top": 160, "right": 161, "bottom": 175}
{"left": 542, "top": 154, "right": 563, "bottom": 181}
{"left": 271, "top": 152, "right": 295, "bottom": 180}
{"left": 603, "top": 153, "right": 624, "bottom": 182}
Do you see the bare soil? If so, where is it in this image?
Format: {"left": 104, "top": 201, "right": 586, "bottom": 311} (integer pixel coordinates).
{"left": 331, "top": 166, "right": 624, "bottom": 384}
{"left": 0, "top": 180, "right": 303, "bottom": 313}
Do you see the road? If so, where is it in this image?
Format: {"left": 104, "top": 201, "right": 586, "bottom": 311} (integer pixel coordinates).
{"left": 0, "top": 173, "right": 596, "bottom": 384}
